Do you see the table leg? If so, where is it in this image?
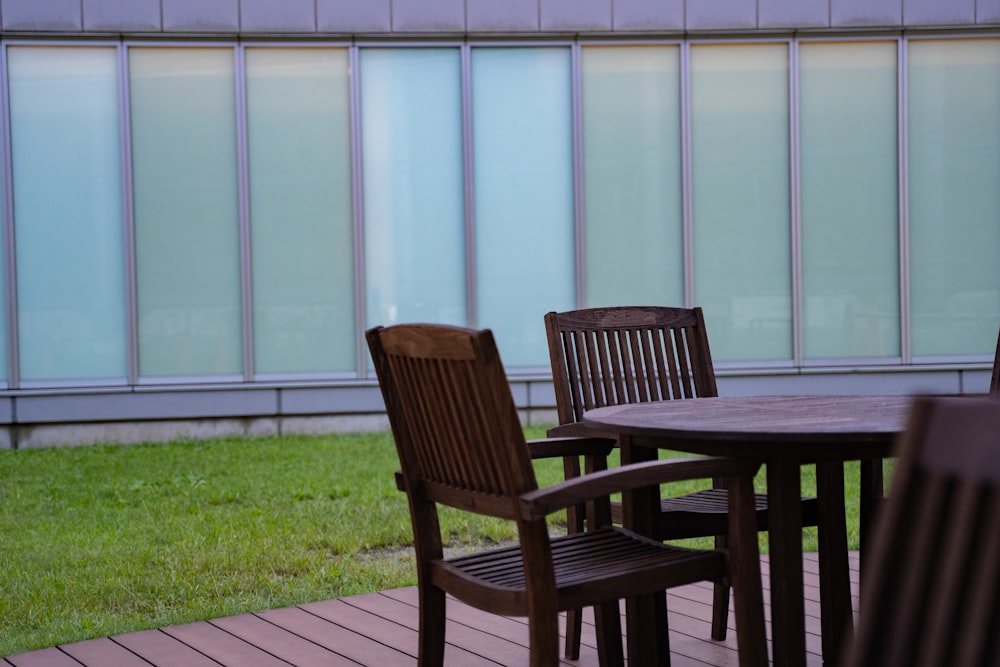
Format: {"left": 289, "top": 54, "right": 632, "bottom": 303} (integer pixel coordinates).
{"left": 767, "top": 458, "right": 806, "bottom": 667}
{"left": 619, "top": 435, "right": 669, "bottom": 666}
{"left": 816, "top": 461, "right": 852, "bottom": 665}
{"left": 858, "top": 457, "right": 883, "bottom": 578}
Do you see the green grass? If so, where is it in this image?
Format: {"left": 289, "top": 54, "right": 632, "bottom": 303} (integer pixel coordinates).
{"left": 0, "top": 427, "right": 861, "bottom": 657}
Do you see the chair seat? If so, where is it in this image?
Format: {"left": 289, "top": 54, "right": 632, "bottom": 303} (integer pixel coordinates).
{"left": 609, "top": 489, "right": 821, "bottom": 540}
{"left": 435, "top": 527, "right": 726, "bottom": 615}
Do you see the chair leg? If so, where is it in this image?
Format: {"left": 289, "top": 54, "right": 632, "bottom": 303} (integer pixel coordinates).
{"left": 563, "top": 455, "right": 586, "bottom": 659}
{"left": 593, "top": 601, "right": 625, "bottom": 667}
{"left": 711, "top": 533, "right": 730, "bottom": 641}
{"left": 528, "top": 611, "right": 561, "bottom": 667}
{"left": 418, "top": 585, "right": 447, "bottom": 667}
{"left": 564, "top": 608, "right": 583, "bottom": 659}
{"left": 711, "top": 580, "right": 731, "bottom": 641}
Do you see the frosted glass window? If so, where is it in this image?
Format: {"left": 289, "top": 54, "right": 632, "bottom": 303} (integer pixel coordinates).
{"left": 246, "top": 48, "right": 354, "bottom": 375}
{"left": 799, "top": 42, "right": 899, "bottom": 359}
{"left": 908, "top": 39, "right": 1000, "bottom": 356}
{"left": 360, "top": 49, "right": 466, "bottom": 329}
{"left": 130, "top": 48, "right": 242, "bottom": 377}
{"left": 690, "top": 44, "right": 791, "bottom": 362}
{"left": 473, "top": 47, "right": 574, "bottom": 366}
{"left": 582, "top": 46, "right": 683, "bottom": 308}
{"left": 8, "top": 47, "right": 126, "bottom": 383}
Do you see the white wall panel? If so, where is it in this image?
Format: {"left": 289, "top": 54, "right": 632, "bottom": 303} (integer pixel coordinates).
{"left": 904, "top": 0, "right": 975, "bottom": 24}
{"left": 541, "top": 0, "right": 612, "bottom": 31}
{"left": 241, "top": 0, "right": 316, "bottom": 32}
{"left": 612, "top": 0, "right": 684, "bottom": 30}
{"left": 468, "top": 0, "right": 539, "bottom": 32}
{"left": 2, "top": 0, "right": 82, "bottom": 30}
{"left": 686, "top": 0, "right": 757, "bottom": 30}
{"left": 759, "top": 0, "right": 830, "bottom": 28}
{"left": 831, "top": 0, "right": 902, "bottom": 26}
{"left": 83, "top": 0, "right": 161, "bottom": 31}
{"left": 392, "top": 0, "right": 465, "bottom": 32}
{"left": 162, "top": 0, "right": 239, "bottom": 32}
{"left": 317, "top": 0, "right": 390, "bottom": 32}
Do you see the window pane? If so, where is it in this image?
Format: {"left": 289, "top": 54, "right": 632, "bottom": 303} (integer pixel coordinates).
{"left": 800, "top": 41, "right": 899, "bottom": 359}
{"left": 361, "top": 48, "right": 465, "bottom": 329}
{"left": 246, "top": 48, "right": 354, "bottom": 375}
{"left": 582, "top": 46, "right": 683, "bottom": 308}
{"left": 691, "top": 44, "right": 791, "bottom": 362}
{"left": 473, "top": 47, "right": 574, "bottom": 366}
{"left": 130, "top": 48, "right": 242, "bottom": 377}
{"left": 9, "top": 46, "right": 126, "bottom": 382}
{"left": 909, "top": 39, "right": 1000, "bottom": 356}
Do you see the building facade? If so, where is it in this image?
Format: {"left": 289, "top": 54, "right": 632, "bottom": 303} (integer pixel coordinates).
{"left": 1, "top": 0, "right": 998, "bottom": 447}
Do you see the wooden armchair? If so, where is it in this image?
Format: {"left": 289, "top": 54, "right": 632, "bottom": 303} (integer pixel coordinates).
{"left": 991, "top": 327, "right": 999, "bottom": 395}
{"left": 367, "top": 323, "right": 768, "bottom": 667}
{"left": 545, "top": 305, "right": 819, "bottom": 647}
{"left": 841, "top": 395, "right": 1000, "bottom": 666}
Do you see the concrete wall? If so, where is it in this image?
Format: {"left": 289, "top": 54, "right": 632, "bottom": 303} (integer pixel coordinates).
{"left": 1, "top": 365, "right": 992, "bottom": 448}
{"left": 1, "top": 0, "right": 997, "bottom": 35}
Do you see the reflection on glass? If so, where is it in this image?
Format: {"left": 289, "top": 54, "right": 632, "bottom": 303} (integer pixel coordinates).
{"left": 130, "top": 48, "right": 242, "bottom": 377}
{"left": 691, "top": 43, "right": 791, "bottom": 361}
{"left": 360, "top": 48, "right": 466, "bottom": 331}
{"left": 246, "top": 48, "right": 354, "bottom": 375}
{"left": 472, "top": 47, "right": 574, "bottom": 366}
{"left": 800, "top": 41, "right": 899, "bottom": 359}
{"left": 909, "top": 39, "right": 1000, "bottom": 356}
{"left": 9, "top": 46, "right": 126, "bottom": 382}
{"left": 582, "top": 45, "right": 684, "bottom": 308}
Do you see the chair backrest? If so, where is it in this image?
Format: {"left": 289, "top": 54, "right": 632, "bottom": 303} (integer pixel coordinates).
{"left": 991, "top": 327, "right": 999, "bottom": 395}
{"left": 366, "top": 323, "right": 538, "bottom": 520}
{"left": 844, "top": 396, "right": 1000, "bottom": 667}
{"left": 544, "top": 306, "right": 718, "bottom": 426}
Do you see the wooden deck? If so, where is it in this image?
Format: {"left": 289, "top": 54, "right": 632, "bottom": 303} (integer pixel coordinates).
{"left": 4, "top": 552, "right": 856, "bottom": 666}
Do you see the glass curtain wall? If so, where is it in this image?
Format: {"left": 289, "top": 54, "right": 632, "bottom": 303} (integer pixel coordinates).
{"left": 472, "top": 47, "right": 575, "bottom": 366}
{"left": 129, "top": 47, "right": 242, "bottom": 379}
{"left": 8, "top": 46, "right": 126, "bottom": 384}
{"left": 908, "top": 38, "right": 1000, "bottom": 357}
{"left": 245, "top": 47, "right": 354, "bottom": 376}
{"left": 799, "top": 41, "right": 900, "bottom": 360}
{"left": 690, "top": 43, "right": 792, "bottom": 362}
{"left": 581, "top": 45, "right": 684, "bottom": 308}
{"left": 360, "top": 48, "right": 466, "bottom": 332}
{"left": 2, "top": 37, "right": 1000, "bottom": 391}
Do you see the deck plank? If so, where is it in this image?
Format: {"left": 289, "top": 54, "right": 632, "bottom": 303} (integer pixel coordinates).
{"left": 256, "top": 606, "right": 414, "bottom": 666}
{"left": 111, "top": 630, "right": 221, "bottom": 666}
{"left": 5, "top": 553, "right": 858, "bottom": 666}
{"left": 160, "top": 620, "right": 292, "bottom": 667}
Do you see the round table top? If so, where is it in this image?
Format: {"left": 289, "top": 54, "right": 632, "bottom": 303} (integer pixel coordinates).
{"left": 583, "top": 394, "right": 914, "bottom": 444}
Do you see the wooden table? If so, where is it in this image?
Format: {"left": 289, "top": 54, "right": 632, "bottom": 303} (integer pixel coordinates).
{"left": 584, "top": 394, "right": 911, "bottom": 667}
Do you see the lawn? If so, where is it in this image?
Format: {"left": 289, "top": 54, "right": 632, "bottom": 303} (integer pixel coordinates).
{"left": 0, "top": 427, "right": 853, "bottom": 657}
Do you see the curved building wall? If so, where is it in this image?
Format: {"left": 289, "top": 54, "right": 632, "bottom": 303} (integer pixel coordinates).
{"left": 0, "top": 0, "right": 997, "bottom": 447}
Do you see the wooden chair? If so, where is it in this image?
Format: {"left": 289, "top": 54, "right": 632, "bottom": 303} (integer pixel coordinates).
{"left": 545, "top": 305, "right": 819, "bottom": 648}
{"left": 991, "top": 327, "right": 999, "bottom": 395}
{"left": 841, "top": 395, "right": 1000, "bottom": 667}
{"left": 367, "top": 323, "right": 768, "bottom": 667}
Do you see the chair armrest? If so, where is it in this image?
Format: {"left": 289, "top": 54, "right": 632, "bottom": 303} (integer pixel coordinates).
{"left": 546, "top": 422, "right": 619, "bottom": 442}
{"left": 526, "top": 436, "right": 615, "bottom": 460}
{"left": 517, "top": 456, "right": 761, "bottom": 520}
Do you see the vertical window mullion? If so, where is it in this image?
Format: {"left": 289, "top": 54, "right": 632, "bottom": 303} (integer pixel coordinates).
{"left": 790, "top": 40, "right": 803, "bottom": 366}
{"left": 235, "top": 45, "right": 254, "bottom": 382}
{"left": 120, "top": 43, "right": 139, "bottom": 387}
{"left": 0, "top": 45, "right": 15, "bottom": 389}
